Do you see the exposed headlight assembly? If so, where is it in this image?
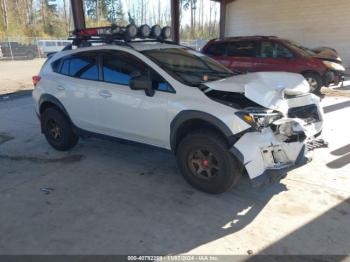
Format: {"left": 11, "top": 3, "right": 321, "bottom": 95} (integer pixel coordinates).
{"left": 322, "top": 61, "right": 346, "bottom": 72}
{"left": 272, "top": 118, "right": 306, "bottom": 142}
{"left": 236, "top": 109, "right": 283, "bottom": 131}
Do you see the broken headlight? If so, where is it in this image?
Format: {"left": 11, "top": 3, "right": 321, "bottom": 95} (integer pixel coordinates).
{"left": 236, "top": 109, "right": 283, "bottom": 131}
{"left": 322, "top": 61, "right": 345, "bottom": 72}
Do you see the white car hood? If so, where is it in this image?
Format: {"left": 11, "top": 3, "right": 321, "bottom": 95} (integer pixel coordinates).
{"left": 205, "top": 72, "right": 310, "bottom": 111}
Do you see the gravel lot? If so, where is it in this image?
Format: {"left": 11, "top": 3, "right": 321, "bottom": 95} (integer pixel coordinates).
{"left": 0, "top": 59, "right": 46, "bottom": 95}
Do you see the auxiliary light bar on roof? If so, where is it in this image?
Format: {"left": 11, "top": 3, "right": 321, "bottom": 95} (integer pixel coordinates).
{"left": 72, "top": 23, "right": 172, "bottom": 43}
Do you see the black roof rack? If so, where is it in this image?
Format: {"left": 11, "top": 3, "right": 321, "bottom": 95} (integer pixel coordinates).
{"left": 62, "top": 37, "right": 180, "bottom": 52}
{"left": 62, "top": 23, "right": 177, "bottom": 51}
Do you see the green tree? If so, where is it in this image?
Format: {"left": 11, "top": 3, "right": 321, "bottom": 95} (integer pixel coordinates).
{"left": 108, "top": 0, "right": 125, "bottom": 24}
{"left": 182, "top": 0, "right": 197, "bottom": 38}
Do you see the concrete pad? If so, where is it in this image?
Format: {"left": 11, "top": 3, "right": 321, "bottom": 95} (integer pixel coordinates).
{"left": 0, "top": 95, "right": 349, "bottom": 255}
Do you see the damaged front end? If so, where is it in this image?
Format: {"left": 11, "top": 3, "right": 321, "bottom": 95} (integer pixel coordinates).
{"left": 231, "top": 104, "right": 318, "bottom": 187}
{"left": 204, "top": 72, "right": 324, "bottom": 187}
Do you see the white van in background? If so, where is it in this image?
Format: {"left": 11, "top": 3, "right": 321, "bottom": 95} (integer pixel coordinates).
{"left": 37, "top": 40, "right": 72, "bottom": 55}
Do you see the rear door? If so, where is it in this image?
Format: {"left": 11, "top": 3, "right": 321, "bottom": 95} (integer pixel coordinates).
{"left": 225, "top": 40, "right": 258, "bottom": 73}
{"left": 203, "top": 42, "right": 228, "bottom": 66}
{"left": 254, "top": 41, "right": 297, "bottom": 72}
{"left": 51, "top": 51, "right": 100, "bottom": 132}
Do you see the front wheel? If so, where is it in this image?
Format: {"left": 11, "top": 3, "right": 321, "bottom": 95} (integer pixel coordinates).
{"left": 303, "top": 72, "right": 322, "bottom": 94}
{"left": 176, "top": 130, "right": 241, "bottom": 194}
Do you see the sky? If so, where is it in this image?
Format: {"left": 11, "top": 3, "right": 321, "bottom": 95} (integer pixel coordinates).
{"left": 55, "top": 0, "right": 220, "bottom": 27}
{"left": 121, "top": 0, "right": 220, "bottom": 26}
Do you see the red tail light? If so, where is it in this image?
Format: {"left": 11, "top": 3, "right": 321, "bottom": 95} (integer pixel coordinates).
{"left": 76, "top": 28, "right": 98, "bottom": 36}
{"left": 32, "top": 75, "right": 41, "bottom": 87}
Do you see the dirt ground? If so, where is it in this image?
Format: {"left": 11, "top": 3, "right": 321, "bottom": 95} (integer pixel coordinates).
{"left": 0, "top": 59, "right": 46, "bottom": 95}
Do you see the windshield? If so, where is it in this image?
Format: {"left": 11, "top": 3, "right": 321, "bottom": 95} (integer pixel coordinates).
{"left": 285, "top": 40, "right": 316, "bottom": 56}
{"left": 142, "top": 48, "right": 234, "bottom": 86}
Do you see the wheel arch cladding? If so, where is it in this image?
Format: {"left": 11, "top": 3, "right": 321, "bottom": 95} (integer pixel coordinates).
{"left": 39, "top": 94, "right": 72, "bottom": 133}
{"left": 39, "top": 94, "right": 69, "bottom": 116}
{"left": 301, "top": 70, "right": 322, "bottom": 78}
{"left": 170, "top": 110, "right": 234, "bottom": 152}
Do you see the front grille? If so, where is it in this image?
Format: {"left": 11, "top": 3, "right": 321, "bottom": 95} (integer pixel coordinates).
{"left": 288, "top": 104, "right": 320, "bottom": 124}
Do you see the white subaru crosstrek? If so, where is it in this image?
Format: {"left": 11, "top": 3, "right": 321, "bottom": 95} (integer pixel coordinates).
{"left": 32, "top": 30, "right": 324, "bottom": 194}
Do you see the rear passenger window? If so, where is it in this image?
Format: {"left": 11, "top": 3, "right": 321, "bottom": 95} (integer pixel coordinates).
{"left": 204, "top": 43, "right": 227, "bottom": 56}
{"left": 227, "top": 41, "right": 257, "bottom": 57}
{"left": 70, "top": 56, "right": 98, "bottom": 80}
{"left": 60, "top": 59, "right": 69, "bottom": 75}
{"left": 51, "top": 59, "right": 61, "bottom": 73}
{"left": 52, "top": 53, "right": 99, "bottom": 81}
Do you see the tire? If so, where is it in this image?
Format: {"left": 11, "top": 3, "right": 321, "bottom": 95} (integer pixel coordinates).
{"left": 176, "top": 130, "right": 241, "bottom": 194}
{"left": 302, "top": 72, "right": 322, "bottom": 94}
{"left": 26, "top": 52, "right": 35, "bottom": 60}
{"left": 41, "top": 107, "right": 78, "bottom": 151}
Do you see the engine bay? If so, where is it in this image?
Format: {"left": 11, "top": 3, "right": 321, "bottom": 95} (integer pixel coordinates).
{"left": 204, "top": 89, "right": 264, "bottom": 110}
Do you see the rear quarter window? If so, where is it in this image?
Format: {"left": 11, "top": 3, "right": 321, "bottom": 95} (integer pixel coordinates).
{"left": 51, "top": 53, "right": 99, "bottom": 81}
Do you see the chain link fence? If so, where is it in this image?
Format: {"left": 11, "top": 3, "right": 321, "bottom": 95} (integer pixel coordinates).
{"left": 0, "top": 36, "right": 209, "bottom": 61}
{"left": 0, "top": 36, "right": 71, "bottom": 61}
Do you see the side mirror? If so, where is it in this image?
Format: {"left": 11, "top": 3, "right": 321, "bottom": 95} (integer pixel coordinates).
{"left": 129, "top": 75, "right": 155, "bottom": 97}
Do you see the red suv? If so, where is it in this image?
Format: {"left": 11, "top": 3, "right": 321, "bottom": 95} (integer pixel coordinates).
{"left": 202, "top": 36, "right": 345, "bottom": 93}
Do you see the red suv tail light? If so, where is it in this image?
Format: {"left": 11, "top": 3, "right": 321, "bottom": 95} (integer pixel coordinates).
{"left": 32, "top": 75, "right": 41, "bottom": 87}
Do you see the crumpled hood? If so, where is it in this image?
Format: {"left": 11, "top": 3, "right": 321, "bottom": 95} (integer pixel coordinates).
{"left": 312, "top": 47, "right": 342, "bottom": 63}
{"left": 205, "top": 72, "right": 310, "bottom": 110}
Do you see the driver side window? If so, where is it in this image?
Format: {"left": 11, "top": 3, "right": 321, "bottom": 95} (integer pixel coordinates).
{"left": 260, "top": 41, "right": 294, "bottom": 59}
{"left": 101, "top": 51, "right": 174, "bottom": 93}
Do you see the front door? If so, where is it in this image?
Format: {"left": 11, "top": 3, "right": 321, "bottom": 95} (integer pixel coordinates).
{"left": 254, "top": 41, "right": 296, "bottom": 73}
{"left": 94, "top": 51, "right": 172, "bottom": 148}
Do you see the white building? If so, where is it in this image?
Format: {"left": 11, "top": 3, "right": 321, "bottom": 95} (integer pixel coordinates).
{"left": 225, "top": 0, "right": 350, "bottom": 67}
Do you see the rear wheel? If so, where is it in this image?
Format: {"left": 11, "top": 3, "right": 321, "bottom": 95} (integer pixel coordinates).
{"left": 26, "top": 51, "right": 35, "bottom": 60}
{"left": 41, "top": 107, "right": 78, "bottom": 151}
{"left": 303, "top": 72, "right": 322, "bottom": 94}
{"left": 176, "top": 130, "right": 241, "bottom": 194}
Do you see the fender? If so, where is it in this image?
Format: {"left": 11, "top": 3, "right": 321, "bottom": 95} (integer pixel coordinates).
{"left": 170, "top": 110, "right": 234, "bottom": 151}
{"left": 39, "top": 94, "right": 70, "bottom": 118}
{"left": 38, "top": 94, "right": 72, "bottom": 133}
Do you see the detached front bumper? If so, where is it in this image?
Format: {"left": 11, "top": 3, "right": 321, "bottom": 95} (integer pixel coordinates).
{"left": 230, "top": 128, "right": 312, "bottom": 187}
{"left": 248, "top": 145, "right": 310, "bottom": 187}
